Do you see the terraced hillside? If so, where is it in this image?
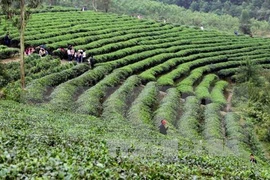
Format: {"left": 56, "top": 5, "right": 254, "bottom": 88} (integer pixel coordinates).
{"left": 1, "top": 10, "right": 270, "bottom": 178}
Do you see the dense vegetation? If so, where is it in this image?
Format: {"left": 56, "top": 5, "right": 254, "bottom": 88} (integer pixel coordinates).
{"left": 1, "top": 100, "right": 269, "bottom": 179}
{"left": 109, "top": 0, "right": 270, "bottom": 37}
{"left": 0, "top": 7, "right": 270, "bottom": 178}
{"left": 156, "top": 0, "right": 270, "bottom": 22}
{"left": 2, "top": 0, "right": 270, "bottom": 36}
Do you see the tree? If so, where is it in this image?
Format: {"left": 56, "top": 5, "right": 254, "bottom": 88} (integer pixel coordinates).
{"left": 201, "top": 2, "right": 211, "bottom": 13}
{"left": 252, "top": 0, "right": 264, "bottom": 8}
{"left": 101, "top": 0, "right": 111, "bottom": 12}
{"left": 235, "top": 59, "right": 262, "bottom": 85}
{"left": 92, "top": 0, "right": 97, "bottom": 11}
{"left": 239, "top": 9, "right": 252, "bottom": 35}
{"left": 190, "top": 1, "right": 200, "bottom": 12}
{"left": 20, "top": 0, "right": 26, "bottom": 89}
{"left": 0, "top": 0, "right": 41, "bottom": 89}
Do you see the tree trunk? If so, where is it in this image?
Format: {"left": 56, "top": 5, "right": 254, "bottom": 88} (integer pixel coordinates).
{"left": 20, "top": 0, "right": 26, "bottom": 89}
{"left": 92, "top": 0, "right": 97, "bottom": 11}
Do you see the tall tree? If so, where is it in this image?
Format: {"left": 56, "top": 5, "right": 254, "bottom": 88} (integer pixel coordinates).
{"left": 102, "top": 0, "right": 111, "bottom": 12}
{"left": 20, "top": 0, "right": 26, "bottom": 89}
{"left": 92, "top": 0, "right": 97, "bottom": 11}
{"left": 0, "top": 0, "right": 41, "bottom": 89}
{"left": 239, "top": 9, "right": 252, "bottom": 36}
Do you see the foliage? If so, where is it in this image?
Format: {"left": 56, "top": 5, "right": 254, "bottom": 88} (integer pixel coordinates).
{"left": 24, "top": 63, "right": 89, "bottom": 103}
{"left": 154, "top": 0, "right": 270, "bottom": 22}
{"left": 0, "top": 45, "right": 19, "bottom": 59}
{"left": 224, "top": 112, "right": 250, "bottom": 157}
{"left": 1, "top": 9, "right": 270, "bottom": 177}
{"left": 233, "top": 64, "right": 270, "bottom": 144}
{"left": 177, "top": 96, "right": 202, "bottom": 141}
{"left": 195, "top": 73, "right": 218, "bottom": 103}
{"left": 0, "top": 63, "right": 8, "bottom": 88}
{"left": 75, "top": 69, "right": 130, "bottom": 116}
{"left": 1, "top": 55, "right": 72, "bottom": 101}
{"left": 1, "top": 100, "right": 270, "bottom": 179}
{"left": 48, "top": 65, "right": 111, "bottom": 111}
{"left": 128, "top": 81, "right": 158, "bottom": 124}
{"left": 153, "top": 88, "right": 181, "bottom": 127}
{"left": 101, "top": 75, "right": 141, "bottom": 121}
{"left": 235, "top": 59, "right": 263, "bottom": 85}
{"left": 211, "top": 80, "right": 228, "bottom": 106}
{"left": 239, "top": 9, "right": 252, "bottom": 35}
{"left": 110, "top": 0, "right": 270, "bottom": 36}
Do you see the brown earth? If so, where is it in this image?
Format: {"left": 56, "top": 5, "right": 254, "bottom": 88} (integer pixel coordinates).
{"left": 0, "top": 56, "right": 69, "bottom": 64}
{"left": 0, "top": 56, "right": 20, "bottom": 64}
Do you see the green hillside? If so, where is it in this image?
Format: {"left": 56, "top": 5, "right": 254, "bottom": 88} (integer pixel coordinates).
{"left": 1, "top": 100, "right": 269, "bottom": 179}
{"left": 1, "top": 10, "right": 270, "bottom": 178}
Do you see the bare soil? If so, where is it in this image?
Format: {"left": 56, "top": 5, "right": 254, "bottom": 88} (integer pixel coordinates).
{"left": 1, "top": 56, "right": 69, "bottom": 64}
{"left": 0, "top": 57, "right": 20, "bottom": 64}
{"left": 226, "top": 90, "right": 233, "bottom": 112}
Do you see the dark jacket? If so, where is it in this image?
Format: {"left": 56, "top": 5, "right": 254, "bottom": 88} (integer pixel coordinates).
{"left": 159, "top": 124, "right": 168, "bottom": 135}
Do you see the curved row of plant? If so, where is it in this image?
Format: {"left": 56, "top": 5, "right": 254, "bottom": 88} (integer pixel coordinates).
{"left": 24, "top": 63, "right": 90, "bottom": 103}
{"left": 153, "top": 88, "right": 181, "bottom": 129}
{"left": 203, "top": 103, "right": 232, "bottom": 155}
{"left": 101, "top": 75, "right": 141, "bottom": 121}
{"left": 26, "top": 22, "right": 170, "bottom": 49}
{"left": 75, "top": 68, "right": 132, "bottom": 116}
{"left": 94, "top": 34, "right": 233, "bottom": 63}
{"left": 48, "top": 65, "right": 112, "bottom": 111}
{"left": 1, "top": 11, "right": 137, "bottom": 40}
{"left": 127, "top": 81, "right": 158, "bottom": 125}
{"left": 1, "top": 100, "right": 270, "bottom": 179}
{"left": 177, "top": 96, "right": 202, "bottom": 142}
{"left": 156, "top": 44, "right": 270, "bottom": 86}
{"left": 0, "top": 45, "right": 19, "bottom": 59}
{"left": 195, "top": 74, "right": 218, "bottom": 103}
{"left": 224, "top": 112, "right": 250, "bottom": 157}
{"left": 2, "top": 55, "right": 75, "bottom": 100}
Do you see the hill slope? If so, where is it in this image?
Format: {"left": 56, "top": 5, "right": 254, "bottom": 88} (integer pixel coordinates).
{"left": 1, "top": 100, "right": 270, "bottom": 179}
{"left": 1, "top": 10, "right": 270, "bottom": 178}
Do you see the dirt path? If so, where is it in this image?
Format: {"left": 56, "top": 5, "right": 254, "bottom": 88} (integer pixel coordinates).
{"left": 226, "top": 90, "right": 233, "bottom": 112}
{"left": 0, "top": 57, "right": 20, "bottom": 64}
{"left": 1, "top": 56, "right": 70, "bottom": 65}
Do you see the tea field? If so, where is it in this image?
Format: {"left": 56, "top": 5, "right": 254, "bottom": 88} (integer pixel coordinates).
{"left": 1, "top": 10, "right": 270, "bottom": 179}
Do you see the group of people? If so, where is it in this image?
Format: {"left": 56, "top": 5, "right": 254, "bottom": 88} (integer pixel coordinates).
{"left": 24, "top": 45, "right": 48, "bottom": 57}
{"left": 67, "top": 45, "right": 86, "bottom": 63}
{"left": 25, "top": 47, "right": 35, "bottom": 56}
{"left": 39, "top": 47, "right": 49, "bottom": 57}
{"left": 58, "top": 45, "right": 95, "bottom": 67}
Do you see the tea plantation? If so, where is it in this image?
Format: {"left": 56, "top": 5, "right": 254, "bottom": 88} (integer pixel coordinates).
{"left": 0, "top": 10, "right": 270, "bottom": 179}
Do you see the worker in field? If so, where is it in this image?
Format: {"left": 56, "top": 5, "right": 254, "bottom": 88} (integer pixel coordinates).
{"left": 39, "top": 48, "right": 48, "bottom": 57}
{"left": 250, "top": 154, "right": 257, "bottom": 164}
{"left": 200, "top": 26, "right": 204, "bottom": 31}
{"left": 4, "top": 32, "right": 11, "bottom": 46}
{"left": 67, "top": 45, "right": 75, "bottom": 62}
{"left": 159, "top": 119, "right": 169, "bottom": 135}
{"left": 88, "top": 55, "right": 95, "bottom": 68}
{"left": 75, "top": 49, "right": 84, "bottom": 63}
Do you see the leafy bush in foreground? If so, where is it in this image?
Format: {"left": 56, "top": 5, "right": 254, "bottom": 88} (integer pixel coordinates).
{"left": 0, "top": 100, "right": 269, "bottom": 179}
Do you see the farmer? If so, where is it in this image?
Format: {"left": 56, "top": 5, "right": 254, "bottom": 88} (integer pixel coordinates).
{"left": 67, "top": 45, "right": 75, "bottom": 62}
{"left": 4, "top": 32, "right": 11, "bottom": 46}
{"left": 250, "top": 154, "right": 257, "bottom": 164}
{"left": 75, "top": 49, "right": 84, "bottom": 63}
{"left": 88, "top": 55, "right": 95, "bottom": 68}
{"left": 159, "top": 119, "right": 168, "bottom": 135}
